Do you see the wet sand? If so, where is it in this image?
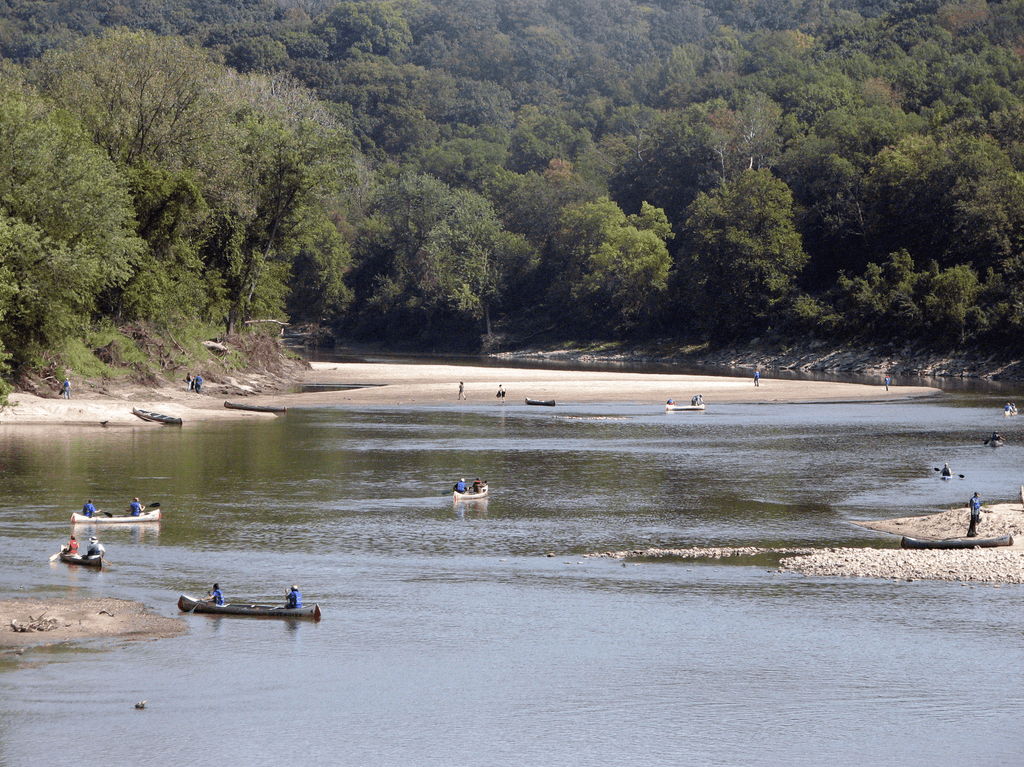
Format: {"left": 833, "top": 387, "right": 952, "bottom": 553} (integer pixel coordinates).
{"left": 1, "top": 598, "right": 186, "bottom": 649}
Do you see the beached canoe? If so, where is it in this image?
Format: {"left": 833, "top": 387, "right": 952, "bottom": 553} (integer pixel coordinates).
{"left": 224, "top": 401, "right": 287, "bottom": 413}
{"left": 454, "top": 485, "right": 489, "bottom": 501}
{"left": 177, "top": 594, "right": 321, "bottom": 621}
{"left": 132, "top": 408, "right": 182, "bottom": 425}
{"left": 524, "top": 398, "right": 556, "bottom": 407}
{"left": 900, "top": 534, "right": 1013, "bottom": 550}
{"left": 666, "top": 403, "right": 706, "bottom": 411}
{"left": 59, "top": 552, "right": 103, "bottom": 569}
{"left": 72, "top": 509, "right": 162, "bottom": 524}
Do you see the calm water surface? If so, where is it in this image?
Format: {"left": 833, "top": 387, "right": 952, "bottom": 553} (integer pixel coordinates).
{"left": 2, "top": 376, "right": 1024, "bottom": 766}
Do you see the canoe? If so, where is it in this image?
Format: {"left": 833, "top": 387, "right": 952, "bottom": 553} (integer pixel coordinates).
{"left": 524, "top": 398, "right": 556, "bottom": 407}
{"left": 987, "top": 439, "right": 1004, "bottom": 447}
{"left": 177, "top": 594, "right": 321, "bottom": 621}
{"left": 59, "top": 552, "right": 103, "bottom": 569}
{"left": 454, "top": 485, "right": 489, "bottom": 501}
{"left": 666, "top": 403, "right": 706, "bottom": 411}
{"left": 900, "top": 534, "right": 1013, "bottom": 550}
{"left": 224, "top": 401, "right": 287, "bottom": 413}
{"left": 72, "top": 509, "right": 162, "bottom": 524}
{"left": 132, "top": 407, "right": 182, "bottom": 425}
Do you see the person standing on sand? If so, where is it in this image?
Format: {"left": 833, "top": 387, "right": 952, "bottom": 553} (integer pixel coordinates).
{"left": 62, "top": 378, "right": 71, "bottom": 399}
{"left": 497, "top": 385, "right": 506, "bottom": 403}
{"left": 459, "top": 382, "right": 466, "bottom": 400}
{"left": 967, "top": 492, "right": 982, "bottom": 537}
{"left": 754, "top": 370, "right": 760, "bottom": 387}
{"left": 885, "top": 375, "right": 891, "bottom": 391}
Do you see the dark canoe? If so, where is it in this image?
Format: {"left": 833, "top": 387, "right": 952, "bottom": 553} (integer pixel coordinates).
{"left": 177, "top": 594, "right": 321, "bottom": 621}
{"left": 524, "top": 398, "right": 556, "bottom": 407}
{"left": 900, "top": 534, "right": 1014, "bottom": 550}
{"left": 59, "top": 552, "right": 103, "bottom": 569}
{"left": 132, "top": 407, "right": 183, "bottom": 425}
{"left": 224, "top": 401, "right": 287, "bottom": 413}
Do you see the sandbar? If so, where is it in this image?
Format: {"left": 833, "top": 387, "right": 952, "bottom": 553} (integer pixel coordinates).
{"left": 1, "top": 597, "right": 186, "bottom": 649}
{"left": 0, "top": 361, "right": 940, "bottom": 426}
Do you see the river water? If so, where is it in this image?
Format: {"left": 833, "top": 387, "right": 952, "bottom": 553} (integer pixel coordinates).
{"left": 1, "top": 370, "right": 1023, "bottom": 766}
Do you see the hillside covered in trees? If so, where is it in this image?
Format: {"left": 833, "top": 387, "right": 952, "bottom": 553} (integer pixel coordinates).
{"left": 1, "top": 0, "right": 1024, "bottom": 392}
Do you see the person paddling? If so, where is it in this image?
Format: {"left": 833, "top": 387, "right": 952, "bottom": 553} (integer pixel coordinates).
{"left": 286, "top": 585, "right": 302, "bottom": 609}
{"left": 127, "top": 497, "right": 146, "bottom": 516}
{"left": 204, "top": 583, "right": 225, "bottom": 606}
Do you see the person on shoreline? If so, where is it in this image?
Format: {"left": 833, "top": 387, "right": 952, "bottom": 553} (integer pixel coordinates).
{"left": 194, "top": 374, "right": 203, "bottom": 394}
{"left": 62, "top": 378, "right": 71, "bottom": 399}
{"left": 285, "top": 585, "right": 302, "bottom": 609}
{"left": 459, "top": 382, "right": 466, "bottom": 400}
{"left": 127, "top": 497, "right": 145, "bottom": 517}
{"left": 754, "top": 370, "right": 760, "bottom": 387}
{"left": 81, "top": 499, "right": 100, "bottom": 518}
{"left": 186, "top": 373, "right": 193, "bottom": 391}
{"left": 204, "top": 583, "right": 225, "bottom": 606}
{"left": 884, "top": 375, "right": 891, "bottom": 391}
{"left": 967, "top": 493, "right": 982, "bottom": 537}
{"left": 497, "top": 384, "right": 506, "bottom": 403}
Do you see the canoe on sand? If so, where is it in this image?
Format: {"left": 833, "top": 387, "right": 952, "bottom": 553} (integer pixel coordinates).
{"left": 132, "top": 408, "right": 182, "bottom": 425}
{"left": 224, "top": 401, "right": 287, "bottom": 413}
{"left": 900, "top": 534, "right": 1013, "bottom": 550}
{"left": 177, "top": 594, "right": 321, "bottom": 621}
{"left": 524, "top": 398, "right": 556, "bottom": 407}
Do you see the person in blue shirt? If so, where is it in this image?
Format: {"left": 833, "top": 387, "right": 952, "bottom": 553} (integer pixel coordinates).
{"left": 967, "top": 493, "right": 982, "bottom": 537}
{"left": 204, "top": 583, "right": 225, "bottom": 606}
{"left": 286, "top": 585, "right": 302, "bottom": 609}
{"left": 81, "top": 499, "right": 99, "bottom": 518}
{"left": 62, "top": 378, "right": 71, "bottom": 399}
{"left": 194, "top": 375, "right": 203, "bottom": 393}
{"left": 128, "top": 497, "right": 145, "bottom": 516}
{"left": 455, "top": 478, "right": 467, "bottom": 493}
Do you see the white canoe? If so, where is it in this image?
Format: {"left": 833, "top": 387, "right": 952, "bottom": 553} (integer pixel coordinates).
{"left": 666, "top": 403, "right": 706, "bottom": 411}
{"left": 454, "top": 486, "right": 488, "bottom": 501}
{"left": 72, "top": 509, "right": 162, "bottom": 524}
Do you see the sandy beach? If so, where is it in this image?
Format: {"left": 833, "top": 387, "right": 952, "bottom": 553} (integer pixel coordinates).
{"left": 0, "top": 361, "right": 941, "bottom": 425}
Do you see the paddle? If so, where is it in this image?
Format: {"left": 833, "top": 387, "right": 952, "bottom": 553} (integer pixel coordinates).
{"left": 49, "top": 551, "right": 62, "bottom": 562}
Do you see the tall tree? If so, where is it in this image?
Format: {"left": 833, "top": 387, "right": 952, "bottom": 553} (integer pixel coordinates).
{"left": 683, "top": 169, "right": 807, "bottom": 337}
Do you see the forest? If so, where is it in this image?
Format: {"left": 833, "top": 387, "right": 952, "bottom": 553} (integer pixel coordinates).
{"left": 2, "top": 0, "right": 1024, "bottom": 394}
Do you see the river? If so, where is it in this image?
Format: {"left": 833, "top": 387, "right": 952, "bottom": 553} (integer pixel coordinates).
{"left": 1, "top": 367, "right": 1022, "bottom": 766}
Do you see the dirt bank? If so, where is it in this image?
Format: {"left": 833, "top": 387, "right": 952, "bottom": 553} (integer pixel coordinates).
{"left": 495, "top": 342, "right": 1024, "bottom": 381}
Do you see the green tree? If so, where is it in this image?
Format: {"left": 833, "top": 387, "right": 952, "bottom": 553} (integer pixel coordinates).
{"left": 0, "top": 88, "right": 142, "bottom": 369}
{"left": 350, "top": 173, "right": 535, "bottom": 342}
{"left": 553, "top": 198, "right": 674, "bottom": 333}
{"left": 683, "top": 169, "right": 807, "bottom": 337}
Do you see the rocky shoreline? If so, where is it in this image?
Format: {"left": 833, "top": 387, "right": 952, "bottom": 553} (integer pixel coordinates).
{"left": 494, "top": 341, "right": 1024, "bottom": 381}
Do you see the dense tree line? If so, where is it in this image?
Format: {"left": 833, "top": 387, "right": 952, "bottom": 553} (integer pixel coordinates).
{"left": 2, "top": 0, "right": 1024, "bottom": 393}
